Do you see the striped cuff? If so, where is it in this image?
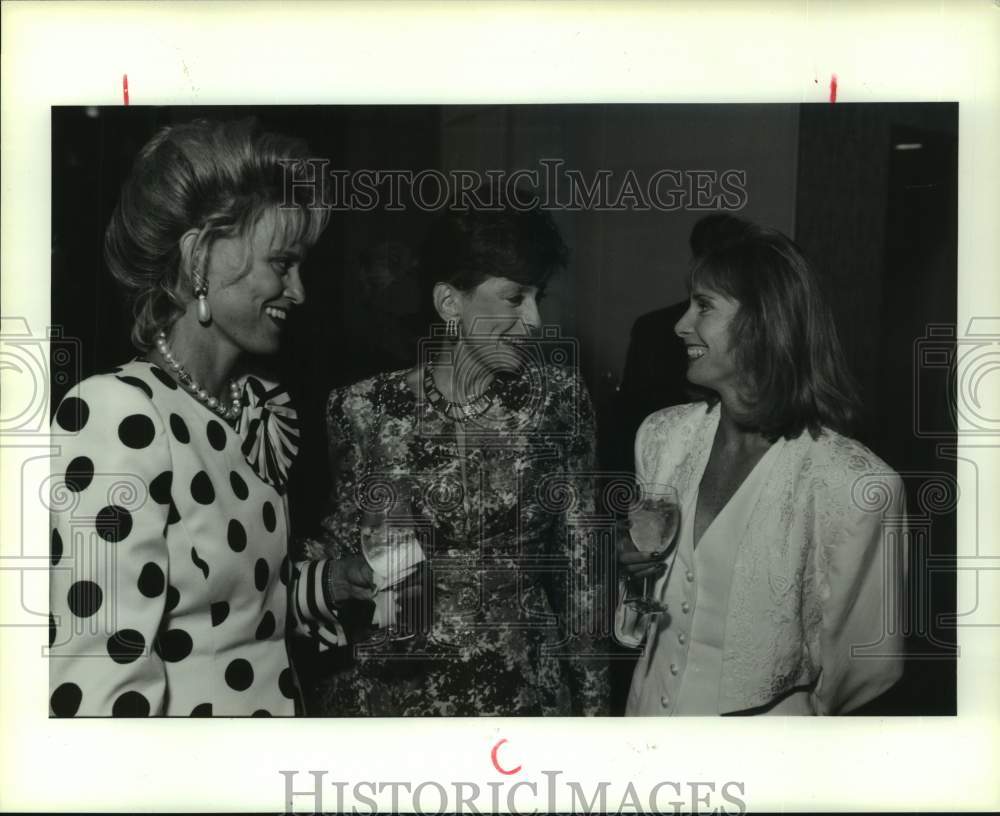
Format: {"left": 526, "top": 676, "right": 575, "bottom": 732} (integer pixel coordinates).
{"left": 292, "top": 558, "right": 346, "bottom": 649}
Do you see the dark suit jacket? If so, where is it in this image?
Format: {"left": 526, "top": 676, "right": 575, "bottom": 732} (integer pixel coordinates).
{"left": 602, "top": 301, "right": 691, "bottom": 475}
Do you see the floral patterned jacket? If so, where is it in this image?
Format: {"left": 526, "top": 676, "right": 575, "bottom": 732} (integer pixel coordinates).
{"left": 302, "top": 364, "right": 611, "bottom": 716}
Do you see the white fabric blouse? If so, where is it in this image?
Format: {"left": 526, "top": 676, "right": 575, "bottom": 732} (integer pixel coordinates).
{"left": 617, "top": 402, "right": 908, "bottom": 716}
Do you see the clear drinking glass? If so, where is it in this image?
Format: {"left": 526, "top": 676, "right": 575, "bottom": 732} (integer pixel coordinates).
{"left": 622, "top": 485, "right": 680, "bottom": 614}
{"left": 359, "top": 486, "right": 425, "bottom": 642}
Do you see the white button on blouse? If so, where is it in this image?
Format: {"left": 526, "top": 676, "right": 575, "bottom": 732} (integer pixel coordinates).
{"left": 626, "top": 438, "right": 785, "bottom": 715}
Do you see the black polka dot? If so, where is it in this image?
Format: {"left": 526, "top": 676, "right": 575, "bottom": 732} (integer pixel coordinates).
{"left": 51, "top": 529, "right": 63, "bottom": 566}
{"left": 255, "top": 611, "right": 276, "bottom": 640}
{"left": 50, "top": 682, "right": 82, "bottom": 716}
{"left": 252, "top": 709, "right": 272, "bottom": 717}
{"left": 262, "top": 501, "right": 277, "bottom": 533}
{"left": 65, "top": 456, "right": 94, "bottom": 493}
{"left": 48, "top": 611, "right": 56, "bottom": 648}
{"left": 137, "top": 562, "right": 165, "bottom": 597}
{"left": 190, "top": 547, "right": 210, "bottom": 579}
{"left": 230, "top": 472, "right": 249, "bottom": 500}
{"left": 227, "top": 519, "right": 247, "bottom": 552}
{"left": 149, "top": 471, "right": 173, "bottom": 504}
{"left": 165, "top": 585, "right": 180, "bottom": 613}
{"left": 206, "top": 420, "right": 227, "bottom": 451}
{"left": 150, "top": 366, "right": 178, "bottom": 390}
{"left": 279, "top": 667, "right": 296, "bottom": 699}
{"left": 191, "top": 471, "right": 215, "bottom": 505}
{"left": 254, "top": 558, "right": 270, "bottom": 592}
{"left": 67, "top": 580, "right": 103, "bottom": 617}
{"left": 166, "top": 501, "right": 181, "bottom": 526}
{"left": 279, "top": 556, "right": 290, "bottom": 586}
{"left": 210, "top": 601, "right": 229, "bottom": 627}
{"left": 118, "top": 414, "right": 156, "bottom": 449}
{"left": 116, "top": 376, "right": 153, "bottom": 399}
{"left": 169, "top": 413, "right": 190, "bottom": 443}
{"left": 154, "top": 628, "right": 193, "bottom": 662}
{"left": 225, "top": 658, "right": 254, "bottom": 691}
{"left": 112, "top": 690, "right": 150, "bottom": 717}
{"left": 107, "top": 629, "right": 145, "bottom": 664}
{"left": 190, "top": 702, "right": 212, "bottom": 716}
{"left": 56, "top": 397, "right": 88, "bottom": 433}
{"left": 96, "top": 505, "right": 133, "bottom": 542}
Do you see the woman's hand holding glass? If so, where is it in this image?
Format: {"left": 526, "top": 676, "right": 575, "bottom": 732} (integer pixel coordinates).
{"left": 358, "top": 480, "right": 426, "bottom": 642}
{"left": 618, "top": 486, "right": 680, "bottom": 615}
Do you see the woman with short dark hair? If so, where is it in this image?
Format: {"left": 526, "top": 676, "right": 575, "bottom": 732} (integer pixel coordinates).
{"left": 49, "top": 118, "right": 372, "bottom": 717}
{"left": 617, "top": 222, "right": 907, "bottom": 715}
{"left": 301, "top": 203, "right": 610, "bottom": 717}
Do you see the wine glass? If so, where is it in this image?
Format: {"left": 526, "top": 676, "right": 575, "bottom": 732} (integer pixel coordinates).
{"left": 622, "top": 485, "right": 680, "bottom": 614}
{"left": 358, "top": 480, "right": 426, "bottom": 643}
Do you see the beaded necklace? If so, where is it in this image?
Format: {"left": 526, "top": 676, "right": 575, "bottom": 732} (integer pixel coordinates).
{"left": 154, "top": 331, "right": 243, "bottom": 423}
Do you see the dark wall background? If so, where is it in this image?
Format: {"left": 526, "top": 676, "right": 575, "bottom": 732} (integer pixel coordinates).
{"left": 794, "top": 103, "right": 958, "bottom": 714}
{"left": 51, "top": 103, "right": 957, "bottom": 715}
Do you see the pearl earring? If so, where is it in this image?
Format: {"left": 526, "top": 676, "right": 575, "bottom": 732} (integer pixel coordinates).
{"left": 446, "top": 318, "right": 459, "bottom": 338}
{"left": 193, "top": 272, "right": 211, "bottom": 324}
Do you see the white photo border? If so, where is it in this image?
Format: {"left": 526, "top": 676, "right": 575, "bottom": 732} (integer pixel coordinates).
{"left": 2, "top": 0, "right": 998, "bottom": 812}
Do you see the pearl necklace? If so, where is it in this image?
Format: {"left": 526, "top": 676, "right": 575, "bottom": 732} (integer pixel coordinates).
{"left": 422, "top": 364, "right": 497, "bottom": 423}
{"left": 154, "top": 331, "right": 243, "bottom": 423}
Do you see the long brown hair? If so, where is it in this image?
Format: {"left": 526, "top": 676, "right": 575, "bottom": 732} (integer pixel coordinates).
{"left": 690, "top": 225, "right": 861, "bottom": 439}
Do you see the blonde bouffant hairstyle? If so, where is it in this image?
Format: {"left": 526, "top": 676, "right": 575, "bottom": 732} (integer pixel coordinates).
{"left": 104, "top": 118, "right": 330, "bottom": 350}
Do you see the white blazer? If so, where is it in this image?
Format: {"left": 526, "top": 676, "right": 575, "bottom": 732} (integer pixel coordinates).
{"left": 617, "top": 402, "right": 908, "bottom": 715}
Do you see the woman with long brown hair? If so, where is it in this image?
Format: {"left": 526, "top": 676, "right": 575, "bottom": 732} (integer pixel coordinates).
{"left": 618, "top": 219, "right": 907, "bottom": 715}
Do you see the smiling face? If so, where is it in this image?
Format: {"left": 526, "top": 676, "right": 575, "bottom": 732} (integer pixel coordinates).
{"left": 203, "top": 209, "right": 306, "bottom": 358}
{"left": 448, "top": 275, "right": 543, "bottom": 375}
{"left": 674, "top": 285, "right": 742, "bottom": 395}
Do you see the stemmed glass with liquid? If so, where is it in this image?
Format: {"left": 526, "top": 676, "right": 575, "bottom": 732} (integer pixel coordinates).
{"left": 358, "top": 477, "right": 425, "bottom": 642}
{"left": 622, "top": 485, "right": 680, "bottom": 614}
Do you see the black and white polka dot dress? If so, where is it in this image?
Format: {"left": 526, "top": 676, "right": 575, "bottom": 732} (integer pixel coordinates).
{"left": 49, "top": 361, "right": 303, "bottom": 717}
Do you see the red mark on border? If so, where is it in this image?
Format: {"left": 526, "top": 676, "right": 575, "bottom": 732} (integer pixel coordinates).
{"left": 829, "top": 74, "right": 838, "bottom": 103}
{"left": 123, "top": 74, "right": 130, "bottom": 105}
{"left": 490, "top": 739, "right": 522, "bottom": 776}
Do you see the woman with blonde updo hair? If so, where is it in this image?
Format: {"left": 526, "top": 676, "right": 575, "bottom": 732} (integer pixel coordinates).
{"left": 49, "top": 118, "right": 374, "bottom": 717}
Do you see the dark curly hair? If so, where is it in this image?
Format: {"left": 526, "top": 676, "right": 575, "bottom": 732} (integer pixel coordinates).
{"left": 417, "top": 199, "right": 569, "bottom": 323}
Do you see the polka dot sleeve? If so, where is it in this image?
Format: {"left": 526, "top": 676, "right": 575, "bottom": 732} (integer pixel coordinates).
{"left": 49, "top": 376, "right": 171, "bottom": 717}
